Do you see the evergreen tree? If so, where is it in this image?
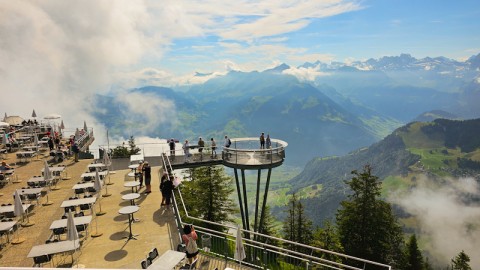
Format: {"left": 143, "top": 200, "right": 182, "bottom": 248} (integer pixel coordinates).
{"left": 282, "top": 193, "right": 313, "bottom": 253}
{"left": 180, "top": 166, "right": 236, "bottom": 231}
{"left": 424, "top": 257, "right": 434, "bottom": 270}
{"left": 257, "top": 205, "right": 279, "bottom": 245}
{"left": 405, "top": 234, "right": 424, "bottom": 270}
{"left": 336, "top": 165, "right": 405, "bottom": 269}
{"left": 312, "top": 220, "right": 344, "bottom": 265}
{"left": 451, "top": 250, "right": 471, "bottom": 270}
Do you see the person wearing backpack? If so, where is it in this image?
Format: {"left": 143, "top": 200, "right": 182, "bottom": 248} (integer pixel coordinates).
{"left": 182, "top": 224, "right": 199, "bottom": 264}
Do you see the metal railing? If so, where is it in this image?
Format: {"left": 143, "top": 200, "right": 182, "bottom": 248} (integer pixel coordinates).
{"left": 160, "top": 154, "right": 391, "bottom": 270}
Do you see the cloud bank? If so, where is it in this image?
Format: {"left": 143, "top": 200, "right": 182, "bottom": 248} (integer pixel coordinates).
{"left": 389, "top": 176, "right": 480, "bottom": 268}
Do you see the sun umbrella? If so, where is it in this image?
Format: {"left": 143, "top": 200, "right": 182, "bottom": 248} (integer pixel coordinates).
{"left": 234, "top": 225, "right": 246, "bottom": 263}
{"left": 3, "top": 113, "right": 6, "bottom": 121}
{"left": 67, "top": 210, "right": 79, "bottom": 241}
{"left": 14, "top": 190, "right": 25, "bottom": 218}
{"left": 44, "top": 113, "right": 61, "bottom": 120}
{"left": 74, "top": 128, "right": 80, "bottom": 139}
{"left": 94, "top": 169, "right": 102, "bottom": 194}
{"left": 34, "top": 132, "right": 39, "bottom": 147}
{"left": 103, "top": 151, "right": 111, "bottom": 167}
{"left": 83, "top": 121, "right": 87, "bottom": 131}
{"left": 44, "top": 160, "right": 52, "bottom": 181}
{"left": 31, "top": 109, "right": 37, "bottom": 118}
{"left": 60, "top": 120, "right": 65, "bottom": 129}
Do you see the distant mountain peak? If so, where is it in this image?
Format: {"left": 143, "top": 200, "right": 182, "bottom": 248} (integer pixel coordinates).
{"left": 263, "top": 63, "right": 291, "bottom": 73}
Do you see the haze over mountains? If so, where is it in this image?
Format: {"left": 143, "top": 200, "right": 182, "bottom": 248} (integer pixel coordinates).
{"left": 94, "top": 53, "right": 480, "bottom": 165}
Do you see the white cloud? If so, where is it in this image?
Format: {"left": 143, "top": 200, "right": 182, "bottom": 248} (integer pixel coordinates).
{"left": 283, "top": 66, "right": 331, "bottom": 81}
{"left": 389, "top": 176, "right": 480, "bottom": 268}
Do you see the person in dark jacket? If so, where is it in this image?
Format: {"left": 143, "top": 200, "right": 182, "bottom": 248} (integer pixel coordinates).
{"left": 162, "top": 175, "right": 174, "bottom": 207}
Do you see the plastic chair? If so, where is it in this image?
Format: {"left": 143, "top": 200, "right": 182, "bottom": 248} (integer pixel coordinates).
{"left": 148, "top": 247, "right": 159, "bottom": 261}
{"left": 33, "top": 254, "right": 52, "bottom": 267}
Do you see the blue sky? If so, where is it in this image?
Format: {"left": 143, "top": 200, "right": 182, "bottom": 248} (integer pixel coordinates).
{"left": 1, "top": 0, "right": 479, "bottom": 122}
{"left": 153, "top": 0, "right": 480, "bottom": 75}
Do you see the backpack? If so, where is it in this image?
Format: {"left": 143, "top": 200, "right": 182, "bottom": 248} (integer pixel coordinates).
{"left": 185, "top": 236, "right": 198, "bottom": 254}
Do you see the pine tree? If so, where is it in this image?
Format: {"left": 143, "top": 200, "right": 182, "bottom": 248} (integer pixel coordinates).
{"left": 282, "top": 193, "right": 313, "bottom": 253}
{"left": 451, "top": 250, "right": 471, "bottom": 270}
{"left": 405, "top": 234, "right": 424, "bottom": 270}
{"left": 257, "top": 205, "right": 279, "bottom": 245}
{"left": 312, "top": 220, "right": 344, "bottom": 265}
{"left": 336, "top": 165, "right": 405, "bottom": 269}
{"left": 180, "top": 166, "right": 236, "bottom": 231}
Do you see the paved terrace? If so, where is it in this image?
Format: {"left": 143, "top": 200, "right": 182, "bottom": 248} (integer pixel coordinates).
{"left": 0, "top": 151, "right": 248, "bottom": 269}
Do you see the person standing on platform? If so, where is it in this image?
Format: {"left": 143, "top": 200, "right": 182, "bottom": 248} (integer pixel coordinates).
{"left": 160, "top": 172, "right": 168, "bottom": 205}
{"left": 266, "top": 134, "right": 271, "bottom": 149}
{"left": 143, "top": 161, "right": 151, "bottom": 194}
{"left": 260, "top": 132, "right": 265, "bottom": 149}
{"left": 197, "top": 137, "right": 205, "bottom": 160}
{"left": 182, "top": 224, "right": 199, "bottom": 264}
{"left": 210, "top": 138, "right": 217, "bottom": 158}
{"left": 183, "top": 140, "right": 190, "bottom": 163}
{"left": 224, "top": 135, "right": 231, "bottom": 159}
{"left": 169, "top": 138, "right": 176, "bottom": 157}
{"left": 163, "top": 175, "right": 174, "bottom": 207}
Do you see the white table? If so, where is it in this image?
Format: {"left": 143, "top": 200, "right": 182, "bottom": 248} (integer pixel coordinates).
{"left": 124, "top": 181, "right": 140, "bottom": 193}
{"left": 22, "top": 145, "right": 38, "bottom": 152}
{"left": 87, "top": 163, "right": 106, "bottom": 172}
{"left": 27, "top": 176, "right": 55, "bottom": 187}
{"left": 148, "top": 250, "right": 186, "bottom": 270}
{"left": 0, "top": 221, "right": 17, "bottom": 243}
{"left": 122, "top": 193, "right": 140, "bottom": 206}
{"left": 81, "top": 171, "right": 108, "bottom": 180}
{"left": 60, "top": 197, "right": 97, "bottom": 209}
{"left": 42, "top": 166, "right": 66, "bottom": 178}
{"left": 72, "top": 182, "right": 94, "bottom": 190}
{"left": 49, "top": 216, "right": 92, "bottom": 230}
{"left": 16, "top": 151, "right": 36, "bottom": 163}
{"left": 27, "top": 239, "right": 80, "bottom": 258}
{"left": 118, "top": 205, "right": 139, "bottom": 241}
{"left": 0, "top": 204, "right": 31, "bottom": 215}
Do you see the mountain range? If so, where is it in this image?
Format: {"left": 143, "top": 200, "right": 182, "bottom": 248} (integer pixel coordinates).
{"left": 93, "top": 53, "right": 480, "bottom": 165}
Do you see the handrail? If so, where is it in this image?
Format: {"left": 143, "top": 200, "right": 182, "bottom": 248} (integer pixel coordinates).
{"left": 161, "top": 154, "right": 391, "bottom": 270}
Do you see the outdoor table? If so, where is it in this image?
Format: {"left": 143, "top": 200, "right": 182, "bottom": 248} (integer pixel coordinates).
{"left": 22, "top": 145, "right": 38, "bottom": 152}
{"left": 122, "top": 193, "right": 140, "bottom": 206}
{"left": 27, "top": 176, "right": 55, "bottom": 188}
{"left": 0, "top": 204, "right": 31, "bottom": 215}
{"left": 27, "top": 239, "right": 80, "bottom": 258}
{"left": 60, "top": 197, "right": 97, "bottom": 214}
{"left": 81, "top": 171, "right": 108, "bottom": 180}
{"left": 49, "top": 216, "right": 92, "bottom": 237}
{"left": 124, "top": 181, "right": 140, "bottom": 193}
{"left": 87, "top": 163, "right": 106, "bottom": 172}
{"left": 0, "top": 221, "right": 17, "bottom": 243}
{"left": 72, "top": 182, "right": 94, "bottom": 190}
{"left": 16, "top": 151, "right": 36, "bottom": 163}
{"left": 14, "top": 188, "right": 44, "bottom": 204}
{"left": 0, "top": 169, "right": 14, "bottom": 175}
{"left": 148, "top": 250, "right": 186, "bottom": 270}
{"left": 42, "top": 166, "right": 67, "bottom": 179}
{"left": 118, "top": 205, "right": 139, "bottom": 241}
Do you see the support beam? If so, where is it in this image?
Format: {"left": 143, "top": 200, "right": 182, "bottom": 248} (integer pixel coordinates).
{"left": 241, "top": 169, "right": 251, "bottom": 235}
{"left": 253, "top": 169, "right": 262, "bottom": 233}
{"left": 258, "top": 168, "right": 272, "bottom": 236}
{"left": 234, "top": 169, "right": 247, "bottom": 231}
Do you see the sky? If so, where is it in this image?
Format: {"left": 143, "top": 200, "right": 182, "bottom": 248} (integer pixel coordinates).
{"left": 1, "top": 0, "right": 479, "bottom": 134}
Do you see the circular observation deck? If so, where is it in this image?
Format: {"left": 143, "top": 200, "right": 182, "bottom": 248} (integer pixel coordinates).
{"left": 223, "top": 137, "right": 287, "bottom": 169}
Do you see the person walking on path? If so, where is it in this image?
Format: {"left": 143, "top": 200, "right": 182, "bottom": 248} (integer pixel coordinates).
{"left": 210, "top": 138, "right": 217, "bottom": 158}
{"left": 183, "top": 140, "right": 190, "bottom": 163}
{"left": 162, "top": 175, "right": 174, "bottom": 207}
{"left": 260, "top": 132, "right": 265, "bottom": 149}
{"left": 142, "top": 161, "right": 151, "bottom": 194}
{"left": 72, "top": 142, "right": 80, "bottom": 162}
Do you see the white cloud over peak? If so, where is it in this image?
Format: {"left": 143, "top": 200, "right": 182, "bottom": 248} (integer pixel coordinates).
{"left": 283, "top": 66, "right": 331, "bottom": 82}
